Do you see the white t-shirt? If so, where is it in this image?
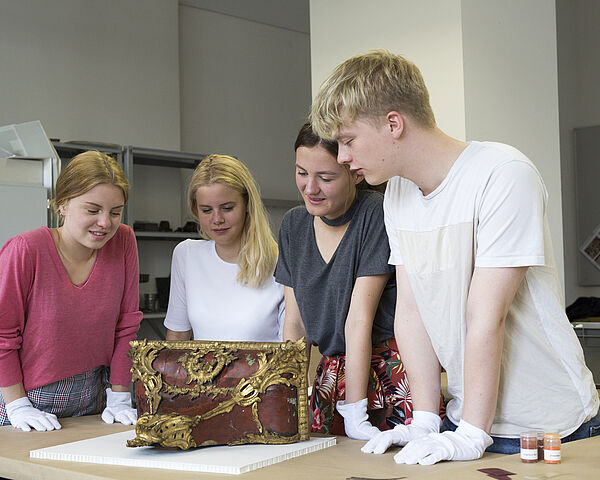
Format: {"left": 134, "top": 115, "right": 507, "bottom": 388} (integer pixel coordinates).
{"left": 384, "top": 141, "right": 599, "bottom": 438}
{"left": 164, "top": 239, "right": 285, "bottom": 342}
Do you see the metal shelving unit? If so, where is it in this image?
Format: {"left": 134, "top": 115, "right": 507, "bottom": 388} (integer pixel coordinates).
{"left": 122, "top": 146, "right": 206, "bottom": 237}
{"left": 122, "top": 145, "right": 301, "bottom": 239}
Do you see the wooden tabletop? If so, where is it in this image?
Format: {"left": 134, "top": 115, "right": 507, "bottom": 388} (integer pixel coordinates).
{"left": 1, "top": 415, "right": 599, "bottom": 479}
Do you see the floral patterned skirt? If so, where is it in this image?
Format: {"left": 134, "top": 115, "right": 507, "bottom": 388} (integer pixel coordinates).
{"left": 309, "top": 338, "right": 445, "bottom": 435}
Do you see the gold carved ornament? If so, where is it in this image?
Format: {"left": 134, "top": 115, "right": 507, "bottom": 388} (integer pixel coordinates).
{"left": 126, "top": 338, "right": 309, "bottom": 449}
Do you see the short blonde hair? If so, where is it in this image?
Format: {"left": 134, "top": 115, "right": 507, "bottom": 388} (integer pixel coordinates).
{"left": 188, "top": 154, "right": 278, "bottom": 288}
{"left": 310, "top": 49, "right": 436, "bottom": 138}
{"left": 50, "top": 150, "right": 129, "bottom": 213}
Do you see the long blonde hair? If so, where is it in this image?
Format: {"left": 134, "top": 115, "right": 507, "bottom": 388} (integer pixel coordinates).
{"left": 188, "top": 154, "right": 277, "bottom": 287}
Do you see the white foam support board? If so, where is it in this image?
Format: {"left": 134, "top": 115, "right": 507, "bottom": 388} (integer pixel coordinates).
{"left": 30, "top": 430, "right": 336, "bottom": 475}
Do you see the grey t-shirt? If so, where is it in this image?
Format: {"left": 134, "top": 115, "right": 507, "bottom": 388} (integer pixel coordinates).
{"left": 275, "top": 190, "right": 396, "bottom": 356}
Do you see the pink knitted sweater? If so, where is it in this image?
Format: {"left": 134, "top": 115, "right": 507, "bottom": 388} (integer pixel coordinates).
{"left": 0, "top": 225, "right": 141, "bottom": 391}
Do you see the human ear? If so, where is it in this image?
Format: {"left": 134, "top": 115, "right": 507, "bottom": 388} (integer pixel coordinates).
{"left": 386, "top": 111, "right": 404, "bottom": 139}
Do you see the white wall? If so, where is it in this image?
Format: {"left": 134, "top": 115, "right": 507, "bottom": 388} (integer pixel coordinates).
{"left": 0, "top": 0, "right": 180, "bottom": 150}
{"left": 0, "top": 0, "right": 182, "bottom": 337}
{"left": 460, "top": 0, "right": 564, "bottom": 289}
{"left": 557, "top": 0, "right": 600, "bottom": 303}
{"left": 310, "top": 0, "right": 466, "bottom": 141}
{"left": 179, "top": 5, "right": 311, "bottom": 202}
{"left": 310, "top": 0, "right": 567, "bottom": 293}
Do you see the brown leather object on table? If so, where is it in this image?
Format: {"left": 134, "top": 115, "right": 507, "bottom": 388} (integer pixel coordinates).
{"left": 127, "top": 339, "right": 309, "bottom": 450}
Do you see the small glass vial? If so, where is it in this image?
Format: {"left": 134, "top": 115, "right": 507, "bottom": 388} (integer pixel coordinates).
{"left": 544, "top": 433, "right": 561, "bottom": 464}
{"left": 520, "top": 432, "right": 538, "bottom": 462}
{"left": 536, "top": 431, "right": 545, "bottom": 461}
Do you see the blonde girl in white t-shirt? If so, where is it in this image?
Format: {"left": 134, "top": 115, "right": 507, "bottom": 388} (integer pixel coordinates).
{"left": 164, "top": 154, "right": 284, "bottom": 342}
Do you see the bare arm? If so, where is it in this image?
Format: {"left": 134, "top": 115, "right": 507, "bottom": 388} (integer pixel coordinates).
{"left": 0, "top": 383, "right": 27, "bottom": 404}
{"left": 282, "top": 286, "right": 306, "bottom": 341}
{"left": 282, "top": 286, "right": 310, "bottom": 368}
{"left": 394, "top": 266, "right": 441, "bottom": 413}
{"left": 462, "top": 266, "right": 527, "bottom": 433}
{"left": 110, "top": 384, "right": 131, "bottom": 392}
{"left": 166, "top": 328, "right": 192, "bottom": 341}
{"left": 344, "top": 273, "right": 390, "bottom": 403}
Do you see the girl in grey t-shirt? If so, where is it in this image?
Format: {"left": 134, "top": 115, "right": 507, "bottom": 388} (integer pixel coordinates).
{"left": 276, "top": 123, "right": 442, "bottom": 439}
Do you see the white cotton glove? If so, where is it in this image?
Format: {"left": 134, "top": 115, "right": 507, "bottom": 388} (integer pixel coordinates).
{"left": 101, "top": 388, "right": 137, "bottom": 425}
{"left": 361, "top": 410, "right": 442, "bottom": 454}
{"left": 5, "top": 397, "right": 62, "bottom": 432}
{"left": 336, "top": 398, "right": 381, "bottom": 440}
{"left": 394, "top": 419, "right": 493, "bottom": 465}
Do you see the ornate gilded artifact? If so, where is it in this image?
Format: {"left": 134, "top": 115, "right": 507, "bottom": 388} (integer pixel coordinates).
{"left": 127, "top": 338, "right": 309, "bottom": 449}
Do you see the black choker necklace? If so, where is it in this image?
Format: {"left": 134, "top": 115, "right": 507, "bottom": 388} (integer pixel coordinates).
{"left": 320, "top": 195, "right": 359, "bottom": 226}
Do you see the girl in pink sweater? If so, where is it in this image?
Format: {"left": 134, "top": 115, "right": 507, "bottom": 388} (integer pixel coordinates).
{"left": 0, "top": 151, "right": 142, "bottom": 432}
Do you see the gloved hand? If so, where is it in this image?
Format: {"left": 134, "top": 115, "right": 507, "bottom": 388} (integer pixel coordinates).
{"left": 5, "top": 396, "right": 62, "bottom": 432}
{"left": 336, "top": 398, "right": 381, "bottom": 440}
{"left": 101, "top": 388, "right": 137, "bottom": 425}
{"left": 394, "top": 419, "right": 493, "bottom": 465}
{"left": 361, "top": 410, "right": 442, "bottom": 454}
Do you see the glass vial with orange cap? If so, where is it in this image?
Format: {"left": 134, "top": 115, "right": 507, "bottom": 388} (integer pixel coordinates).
{"left": 543, "top": 433, "right": 561, "bottom": 464}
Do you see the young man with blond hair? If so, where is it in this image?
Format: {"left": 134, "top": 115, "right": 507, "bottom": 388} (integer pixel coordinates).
{"left": 310, "top": 49, "right": 600, "bottom": 465}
